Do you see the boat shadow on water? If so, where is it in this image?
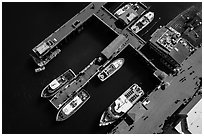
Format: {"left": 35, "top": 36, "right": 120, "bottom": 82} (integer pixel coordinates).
{"left": 26, "top": 57, "right": 40, "bottom": 74}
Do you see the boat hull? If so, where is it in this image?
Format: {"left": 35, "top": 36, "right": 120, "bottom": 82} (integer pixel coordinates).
{"left": 99, "top": 83, "right": 144, "bottom": 126}
{"left": 41, "top": 69, "right": 76, "bottom": 98}
{"left": 56, "top": 89, "right": 90, "bottom": 121}
{"left": 98, "top": 58, "right": 124, "bottom": 82}
{"left": 130, "top": 11, "right": 154, "bottom": 34}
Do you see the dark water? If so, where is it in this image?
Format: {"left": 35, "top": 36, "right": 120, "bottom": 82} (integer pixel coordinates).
{"left": 2, "top": 2, "right": 200, "bottom": 134}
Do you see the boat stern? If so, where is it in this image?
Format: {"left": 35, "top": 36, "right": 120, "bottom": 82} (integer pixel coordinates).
{"left": 97, "top": 72, "right": 107, "bottom": 82}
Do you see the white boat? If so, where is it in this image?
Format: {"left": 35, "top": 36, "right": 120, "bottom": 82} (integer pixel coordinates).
{"left": 99, "top": 83, "right": 144, "bottom": 126}
{"left": 56, "top": 89, "right": 90, "bottom": 121}
{"left": 130, "top": 11, "right": 154, "bottom": 34}
{"left": 35, "top": 66, "right": 45, "bottom": 73}
{"left": 114, "top": 3, "right": 133, "bottom": 17}
{"left": 41, "top": 69, "right": 76, "bottom": 98}
{"left": 114, "top": 3, "right": 142, "bottom": 24}
{"left": 97, "top": 58, "right": 124, "bottom": 82}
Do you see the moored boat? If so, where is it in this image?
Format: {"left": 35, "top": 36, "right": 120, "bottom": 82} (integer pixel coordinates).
{"left": 56, "top": 89, "right": 90, "bottom": 121}
{"left": 99, "top": 83, "right": 144, "bottom": 126}
{"left": 41, "top": 69, "right": 76, "bottom": 98}
{"left": 114, "top": 3, "right": 133, "bottom": 17}
{"left": 97, "top": 58, "right": 124, "bottom": 82}
{"left": 114, "top": 3, "right": 145, "bottom": 25}
{"left": 130, "top": 11, "right": 154, "bottom": 34}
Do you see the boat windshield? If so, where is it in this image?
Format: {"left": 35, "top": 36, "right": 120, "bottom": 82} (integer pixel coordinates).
{"left": 136, "top": 21, "right": 144, "bottom": 29}
{"left": 49, "top": 79, "right": 60, "bottom": 89}
{"left": 62, "top": 96, "right": 83, "bottom": 115}
{"left": 114, "top": 95, "right": 132, "bottom": 113}
{"left": 70, "top": 100, "right": 78, "bottom": 108}
{"left": 106, "top": 64, "right": 116, "bottom": 75}
{"left": 141, "top": 16, "right": 149, "bottom": 24}
{"left": 58, "top": 76, "right": 66, "bottom": 83}
{"left": 110, "top": 103, "right": 124, "bottom": 118}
